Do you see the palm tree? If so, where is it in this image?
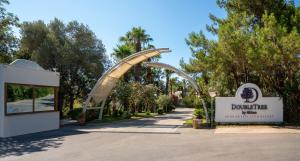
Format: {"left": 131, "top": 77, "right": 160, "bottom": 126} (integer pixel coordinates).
{"left": 112, "top": 44, "right": 133, "bottom": 60}
{"left": 165, "top": 69, "right": 173, "bottom": 94}
{"left": 169, "top": 77, "right": 178, "bottom": 95}
{"left": 112, "top": 45, "right": 133, "bottom": 82}
{"left": 120, "top": 27, "right": 153, "bottom": 52}
{"left": 119, "top": 27, "right": 153, "bottom": 82}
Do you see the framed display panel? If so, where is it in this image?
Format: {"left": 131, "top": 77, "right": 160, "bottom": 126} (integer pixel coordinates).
{"left": 5, "top": 83, "right": 34, "bottom": 114}
{"left": 5, "top": 83, "right": 58, "bottom": 115}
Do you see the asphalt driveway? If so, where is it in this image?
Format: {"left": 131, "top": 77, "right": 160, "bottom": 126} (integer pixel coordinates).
{"left": 1, "top": 107, "right": 300, "bottom": 161}
{"left": 73, "top": 107, "right": 194, "bottom": 134}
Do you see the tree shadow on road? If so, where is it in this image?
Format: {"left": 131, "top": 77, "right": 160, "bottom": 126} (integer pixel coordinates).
{"left": 0, "top": 128, "right": 88, "bottom": 158}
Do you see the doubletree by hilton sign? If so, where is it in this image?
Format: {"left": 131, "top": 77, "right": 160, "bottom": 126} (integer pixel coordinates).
{"left": 215, "top": 83, "right": 283, "bottom": 123}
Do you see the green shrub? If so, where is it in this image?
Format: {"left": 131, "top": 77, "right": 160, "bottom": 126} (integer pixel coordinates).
{"left": 69, "top": 108, "right": 100, "bottom": 122}
{"left": 157, "top": 108, "right": 164, "bottom": 115}
{"left": 115, "top": 82, "right": 132, "bottom": 111}
{"left": 167, "top": 103, "right": 176, "bottom": 112}
{"left": 182, "top": 95, "right": 203, "bottom": 109}
{"left": 194, "top": 108, "right": 204, "bottom": 119}
{"left": 118, "top": 110, "right": 124, "bottom": 116}
{"left": 122, "top": 111, "right": 131, "bottom": 119}
{"left": 156, "top": 95, "right": 173, "bottom": 112}
{"left": 141, "top": 84, "right": 159, "bottom": 112}
{"left": 145, "top": 111, "right": 151, "bottom": 116}
{"left": 86, "top": 109, "right": 100, "bottom": 122}
{"left": 156, "top": 95, "right": 169, "bottom": 108}
{"left": 69, "top": 108, "right": 83, "bottom": 120}
{"left": 171, "top": 94, "right": 179, "bottom": 106}
{"left": 112, "top": 110, "right": 119, "bottom": 117}
{"left": 182, "top": 96, "right": 194, "bottom": 108}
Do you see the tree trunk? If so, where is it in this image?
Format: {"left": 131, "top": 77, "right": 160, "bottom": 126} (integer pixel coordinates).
{"left": 166, "top": 74, "right": 169, "bottom": 95}
{"left": 112, "top": 99, "right": 116, "bottom": 113}
{"left": 124, "top": 73, "right": 130, "bottom": 82}
{"left": 134, "top": 40, "right": 142, "bottom": 83}
{"left": 146, "top": 58, "right": 153, "bottom": 84}
{"left": 57, "top": 86, "right": 65, "bottom": 119}
{"left": 123, "top": 100, "right": 129, "bottom": 111}
{"left": 134, "top": 64, "right": 141, "bottom": 82}
{"left": 182, "top": 79, "right": 186, "bottom": 97}
{"left": 146, "top": 67, "right": 153, "bottom": 84}
{"left": 69, "top": 93, "right": 75, "bottom": 111}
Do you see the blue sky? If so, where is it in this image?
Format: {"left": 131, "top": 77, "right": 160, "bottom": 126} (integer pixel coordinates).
{"left": 7, "top": 0, "right": 226, "bottom": 68}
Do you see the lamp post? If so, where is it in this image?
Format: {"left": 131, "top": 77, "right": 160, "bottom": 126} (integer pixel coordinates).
{"left": 208, "top": 89, "right": 217, "bottom": 128}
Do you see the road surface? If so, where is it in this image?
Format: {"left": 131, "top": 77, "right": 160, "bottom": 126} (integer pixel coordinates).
{"left": 1, "top": 107, "right": 300, "bottom": 161}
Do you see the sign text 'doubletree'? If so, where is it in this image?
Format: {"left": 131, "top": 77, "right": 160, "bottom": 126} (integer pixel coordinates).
{"left": 215, "top": 83, "right": 283, "bottom": 123}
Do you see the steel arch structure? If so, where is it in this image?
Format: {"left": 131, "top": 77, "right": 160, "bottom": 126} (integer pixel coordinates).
{"left": 83, "top": 48, "right": 171, "bottom": 119}
{"left": 143, "top": 62, "right": 209, "bottom": 123}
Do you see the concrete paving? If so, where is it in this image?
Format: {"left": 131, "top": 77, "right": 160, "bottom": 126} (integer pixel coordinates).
{"left": 1, "top": 107, "right": 300, "bottom": 161}
{"left": 215, "top": 125, "right": 300, "bottom": 134}
{"left": 74, "top": 108, "right": 193, "bottom": 134}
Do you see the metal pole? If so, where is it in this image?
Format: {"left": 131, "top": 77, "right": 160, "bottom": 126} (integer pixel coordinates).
{"left": 211, "top": 98, "right": 213, "bottom": 128}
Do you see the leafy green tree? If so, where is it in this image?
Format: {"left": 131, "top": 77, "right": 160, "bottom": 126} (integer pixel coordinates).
{"left": 115, "top": 81, "right": 132, "bottom": 111}
{"left": 217, "top": 0, "right": 297, "bottom": 30}
{"left": 182, "top": 0, "right": 300, "bottom": 121}
{"left": 128, "top": 82, "right": 143, "bottom": 113}
{"left": 152, "top": 68, "right": 165, "bottom": 91}
{"left": 18, "top": 18, "right": 109, "bottom": 116}
{"left": 140, "top": 84, "right": 158, "bottom": 112}
{"left": 0, "top": 0, "right": 18, "bottom": 63}
{"left": 156, "top": 95, "right": 170, "bottom": 113}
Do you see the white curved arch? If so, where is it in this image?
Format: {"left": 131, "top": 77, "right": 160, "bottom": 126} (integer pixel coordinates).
{"left": 143, "top": 62, "right": 209, "bottom": 123}
{"left": 83, "top": 48, "right": 171, "bottom": 117}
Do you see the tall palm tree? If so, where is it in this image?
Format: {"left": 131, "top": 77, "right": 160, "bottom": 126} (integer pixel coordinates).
{"left": 119, "top": 27, "right": 153, "bottom": 82}
{"left": 165, "top": 69, "right": 173, "bottom": 95}
{"left": 169, "top": 77, "right": 178, "bottom": 95}
{"left": 120, "top": 27, "right": 153, "bottom": 52}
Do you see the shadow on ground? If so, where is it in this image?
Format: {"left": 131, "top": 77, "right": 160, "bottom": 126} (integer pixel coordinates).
{"left": 0, "top": 107, "right": 193, "bottom": 157}
{"left": 0, "top": 128, "right": 88, "bottom": 157}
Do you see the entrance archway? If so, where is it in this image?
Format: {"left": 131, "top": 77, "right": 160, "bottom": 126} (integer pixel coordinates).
{"left": 143, "top": 62, "right": 209, "bottom": 123}
{"left": 83, "top": 48, "right": 171, "bottom": 119}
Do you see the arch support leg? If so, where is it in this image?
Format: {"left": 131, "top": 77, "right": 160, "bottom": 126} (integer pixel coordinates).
{"left": 200, "top": 98, "right": 209, "bottom": 124}
{"left": 98, "top": 98, "right": 107, "bottom": 120}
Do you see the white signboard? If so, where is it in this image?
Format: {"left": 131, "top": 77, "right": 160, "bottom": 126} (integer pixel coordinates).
{"left": 215, "top": 83, "right": 283, "bottom": 123}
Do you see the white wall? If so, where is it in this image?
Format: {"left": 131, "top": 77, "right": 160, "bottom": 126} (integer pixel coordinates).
{"left": 3, "top": 112, "right": 59, "bottom": 137}
{"left": 2, "top": 64, "right": 59, "bottom": 86}
{"left": 0, "top": 64, "right": 60, "bottom": 138}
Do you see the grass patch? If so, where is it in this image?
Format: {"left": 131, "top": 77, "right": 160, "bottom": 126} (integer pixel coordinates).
{"left": 131, "top": 112, "right": 158, "bottom": 119}
{"left": 184, "top": 119, "right": 193, "bottom": 126}
{"left": 89, "top": 112, "right": 158, "bottom": 124}
{"left": 89, "top": 116, "right": 125, "bottom": 124}
{"left": 183, "top": 118, "right": 209, "bottom": 128}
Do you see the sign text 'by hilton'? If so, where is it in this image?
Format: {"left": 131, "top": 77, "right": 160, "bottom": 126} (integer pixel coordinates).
{"left": 215, "top": 83, "right": 283, "bottom": 123}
